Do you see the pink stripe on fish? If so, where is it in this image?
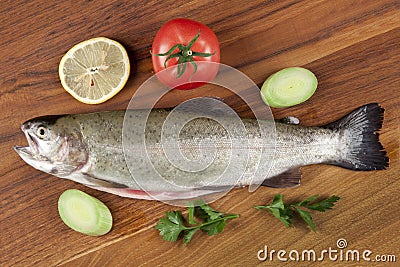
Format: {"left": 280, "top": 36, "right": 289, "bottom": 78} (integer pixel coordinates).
{"left": 89, "top": 186, "right": 227, "bottom": 201}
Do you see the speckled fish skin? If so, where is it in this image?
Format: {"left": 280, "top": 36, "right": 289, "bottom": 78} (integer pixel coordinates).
{"left": 14, "top": 103, "right": 388, "bottom": 200}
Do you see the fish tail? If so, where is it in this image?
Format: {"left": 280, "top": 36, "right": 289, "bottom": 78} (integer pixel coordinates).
{"left": 324, "top": 103, "right": 389, "bottom": 170}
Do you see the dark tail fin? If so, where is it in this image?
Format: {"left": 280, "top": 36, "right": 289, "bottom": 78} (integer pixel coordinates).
{"left": 324, "top": 103, "right": 389, "bottom": 171}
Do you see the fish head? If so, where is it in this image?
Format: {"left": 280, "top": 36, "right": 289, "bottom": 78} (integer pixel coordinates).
{"left": 14, "top": 115, "right": 87, "bottom": 177}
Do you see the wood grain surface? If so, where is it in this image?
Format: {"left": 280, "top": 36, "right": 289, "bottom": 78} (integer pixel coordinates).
{"left": 1, "top": 0, "right": 399, "bottom": 266}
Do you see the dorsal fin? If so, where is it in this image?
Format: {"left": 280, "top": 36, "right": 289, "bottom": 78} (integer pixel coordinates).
{"left": 277, "top": 116, "right": 300, "bottom": 125}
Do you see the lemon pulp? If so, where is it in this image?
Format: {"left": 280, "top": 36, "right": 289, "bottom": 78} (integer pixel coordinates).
{"left": 59, "top": 37, "right": 130, "bottom": 104}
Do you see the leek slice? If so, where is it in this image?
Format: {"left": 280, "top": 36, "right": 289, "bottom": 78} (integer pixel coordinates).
{"left": 260, "top": 67, "right": 318, "bottom": 108}
{"left": 58, "top": 189, "right": 112, "bottom": 236}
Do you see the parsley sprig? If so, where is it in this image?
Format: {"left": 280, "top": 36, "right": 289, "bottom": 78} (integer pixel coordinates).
{"left": 255, "top": 194, "right": 340, "bottom": 232}
{"left": 155, "top": 200, "right": 239, "bottom": 244}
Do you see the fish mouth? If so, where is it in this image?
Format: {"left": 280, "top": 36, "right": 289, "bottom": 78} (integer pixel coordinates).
{"left": 14, "top": 125, "right": 40, "bottom": 158}
{"left": 14, "top": 145, "right": 33, "bottom": 157}
{"left": 14, "top": 145, "right": 49, "bottom": 162}
{"left": 26, "top": 132, "right": 39, "bottom": 154}
{"left": 14, "top": 145, "right": 38, "bottom": 164}
{"left": 14, "top": 146, "right": 43, "bottom": 162}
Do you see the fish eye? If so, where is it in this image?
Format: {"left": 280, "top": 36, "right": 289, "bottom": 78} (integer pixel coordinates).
{"left": 36, "top": 126, "right": 48, "bottom": 139}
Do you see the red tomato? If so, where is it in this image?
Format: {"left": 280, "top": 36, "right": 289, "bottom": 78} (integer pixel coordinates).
{"left": 151, "top": 18, "right": 220, "bottom": 90}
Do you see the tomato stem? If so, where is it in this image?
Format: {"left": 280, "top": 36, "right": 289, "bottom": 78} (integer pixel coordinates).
{"left": 152, "top": 30, "right": 215, "bottom": 78}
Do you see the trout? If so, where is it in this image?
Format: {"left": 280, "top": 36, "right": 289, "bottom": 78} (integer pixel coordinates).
{"left": 15, "top": 103, "right": 388, "bottom": 201}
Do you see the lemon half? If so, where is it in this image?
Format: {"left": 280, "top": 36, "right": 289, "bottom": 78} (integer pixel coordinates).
{"left": 59, "top": 37, "right": 130, "bottom": 104}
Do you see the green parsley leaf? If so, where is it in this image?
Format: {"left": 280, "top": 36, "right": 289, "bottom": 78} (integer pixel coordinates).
{"left": 155, "top": 201, "right": 239, "bottom": 244}
{"left": 187, "top": 205, "right": 197, "bottom": 225}
{"left": 166, "top": 210, "right": 184, "bottom": 225}
{"left": 270, "top": 194, "right": 285, "bottom": 210}
{"left": 305, "top": 195, "right": 340, "bottom": 212}
{"left": 279, "top": 207, "right": 295, "bottom": 228}
{"left": 155, "top": 211, "right": 186, "bottom": 242}
{"left": 201, "top": 220, "right": 227, "bottom": 236}
{"left": 295, "top": 195, "right": 319, "bottom": 207}
{"left": 183, "top": 228, "right": 198, "bottom": 244}
{"left": 294, "top": 208, "right": 316, "bottom": 232}
{"left": 197, "top": 203, "right": 224, "bottom": 221}
{"left": 255, "top": 194, "right": 340, "bottom": 231}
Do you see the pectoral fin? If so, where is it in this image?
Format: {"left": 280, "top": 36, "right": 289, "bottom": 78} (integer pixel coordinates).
{"left": 81, "top": 172, "right": 129, "bottom": 188}
{"left": 261, "top": 168, "right": 302, "bottom": 188}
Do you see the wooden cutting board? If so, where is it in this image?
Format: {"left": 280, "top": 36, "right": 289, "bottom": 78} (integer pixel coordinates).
{"left": 1, "top": 1, "right": 399, "bottom": 266}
